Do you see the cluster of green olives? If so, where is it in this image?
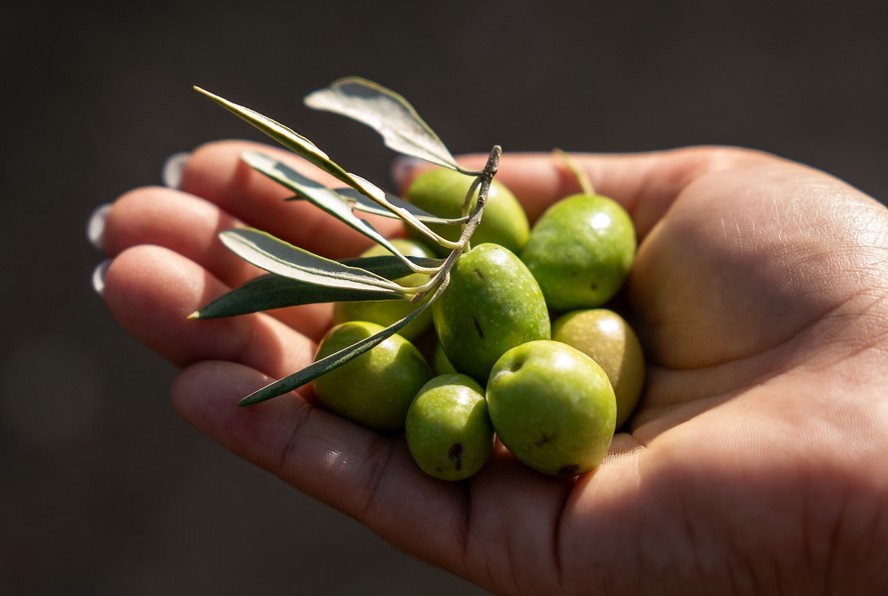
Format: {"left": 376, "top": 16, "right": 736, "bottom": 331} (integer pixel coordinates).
{"left": 313, "top": 168, "right": 645, "bottom": 481}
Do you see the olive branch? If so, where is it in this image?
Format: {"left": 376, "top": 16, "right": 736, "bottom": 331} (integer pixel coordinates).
{"left": 189, "top": 78, "right": 501, "bottom": 406}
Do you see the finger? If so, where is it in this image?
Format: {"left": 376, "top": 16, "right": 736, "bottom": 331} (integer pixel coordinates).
{"left": 102, "top": 244, "right": 315, "bottom": 379}
{"left": 181, "top": 140, "right": 404, "bottom": 258}
{"left": 101, "top": 185, "right": 331, "bottom": 340}
{"left": 395, "top": 146, "right": 762, "bottom": 238}
{"left": 171, "top": 360, "right": 470, "bottom": 575}
{"left": 171, "top": 359, "right": 577, "bottom": 593}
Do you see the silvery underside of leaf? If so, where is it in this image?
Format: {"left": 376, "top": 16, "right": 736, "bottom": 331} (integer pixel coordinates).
{"left": 219, "top": 228, "right": 406, "bottom": 294}
{"left": 304, "top": 76, "right": 464, "bottom": 172}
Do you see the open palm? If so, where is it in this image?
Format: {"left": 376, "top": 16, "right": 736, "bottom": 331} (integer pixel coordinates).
{"left": 98, "top": 142, "right": 888, "bottom": 594}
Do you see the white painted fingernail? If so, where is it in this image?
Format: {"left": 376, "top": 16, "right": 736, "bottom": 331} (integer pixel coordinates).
{"left": 86, "top": 203, "right": 111, "bottom": 251}
{"left": 390, "top": 156, "right": 424, "bottom": 190}
{"left": 162, "top": 151, "right": 191, "bottom": 188}
{"left": 91, "top": 260, "right": 111, "bottom": 296}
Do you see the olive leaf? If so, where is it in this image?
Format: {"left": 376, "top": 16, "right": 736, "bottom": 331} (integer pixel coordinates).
{"left": 304, "top": 77, "right": 461, "bottom": 172}
{"left": 191, "top": 254, "right": 442, "bottom": 319}
{"left": 193, "top": 86, "right": 351, "bottom": 183}
{"left": 325, "top": 188, "right": 466, "bottom": 225}
{"left": 342, "top": 254, "right": 443, "bottom": 279}
{"left": 242, "top": 151, "right": 438, "bottom": 274}
{"left": 195, "top": 85, "right": 456, "bottom": 248}
{"left": 237, "top": 312, "right": 410, "bottom": 406}
{"left": 237, "top": 274, "right": 447, "bottom": 407}
{"left": 190, "top": 274, "right": 403, "bottom": 319}
{"left": 220, "top": 228, "right": 405, "bottom": 293}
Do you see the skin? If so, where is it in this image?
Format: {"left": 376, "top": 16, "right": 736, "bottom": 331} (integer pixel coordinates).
{"left": 97, "top": 140, "right": 888, "bottom": 594}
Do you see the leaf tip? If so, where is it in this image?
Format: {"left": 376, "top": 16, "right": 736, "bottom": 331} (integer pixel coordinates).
{"left": 237, "top": 393, "right": 265, "bottom": 407}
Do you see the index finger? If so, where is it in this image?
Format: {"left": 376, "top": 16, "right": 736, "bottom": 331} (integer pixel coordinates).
{"left": 182, "top": 140, "right": 405, "bottom": 259}
{"left": 396, "top": 146, "right": 764, "bottom": 239}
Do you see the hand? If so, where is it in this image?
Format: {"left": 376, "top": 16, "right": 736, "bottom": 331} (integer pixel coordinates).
{"left": 94, "top": 141, "right": 888, "bottom": 594}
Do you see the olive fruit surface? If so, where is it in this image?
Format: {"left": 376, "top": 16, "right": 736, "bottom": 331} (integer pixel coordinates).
{"left": 551, "top": 308, "right": 645, "bottom": 429}
{"left": 312, "top": 321, "right": 432, "bottom": 431}
{"left": 486, "top": 340, "right": 616, "bottom": 476}
{"left": 432, "top": 243, "right": 550, "bottom": 383}
{"left": 405, "top": 168, "right": 530, "bottom": 255}
{"left": 432, "top": 341, "right": 458, "bottom": 376}
{"left": 405, "top": 374, "right": 494, "bottom": 481}
{"left": 521, "top": 193, "right": 635, "bottom": 311}
{"left": 332, "top": 238, "right": 435, "bottom": 340}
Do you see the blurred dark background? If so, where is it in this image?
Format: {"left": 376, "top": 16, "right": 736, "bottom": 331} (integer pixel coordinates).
{"left": 2, "top": 1, "right": 886, "bottom": 593}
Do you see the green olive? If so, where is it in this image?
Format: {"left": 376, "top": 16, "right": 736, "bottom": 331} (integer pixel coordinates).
{"left": 405, "top": 168, "right": 530, "bottom": 256}
{"left": 432, "top": 341, "right": 458, "bottom": 376}
{"left": 332, "top": 238, "right": 435, "bottom": 340}
{"left": 432, "top": 243, "right": 550, "bottom": 384}
{"left": 486, "top": 340, "right": 616, "bottom": 476}
{"left": 552, "top": 308, "right": 645, "bottom": 429}
{"left": 521, "top": 193, "right": 636, "bottom": 311}
{"left": 312, "top": 321, "right": 432, "bottom": 431}
{"left": 406, "top": 374, "right": 494, "bottom": 480}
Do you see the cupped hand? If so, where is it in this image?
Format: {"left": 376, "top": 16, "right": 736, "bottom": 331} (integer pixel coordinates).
{"left": 95, "top": 141, "right": 888, "bottom": 594}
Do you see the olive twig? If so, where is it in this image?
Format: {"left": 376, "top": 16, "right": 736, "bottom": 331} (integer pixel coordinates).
{"left": 399, "top": 145, "right": 502, "bottom": 298}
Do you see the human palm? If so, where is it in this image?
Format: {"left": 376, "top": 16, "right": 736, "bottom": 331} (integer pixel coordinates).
{"left": 98, "top": 142, "right": 888, "bottom": 594}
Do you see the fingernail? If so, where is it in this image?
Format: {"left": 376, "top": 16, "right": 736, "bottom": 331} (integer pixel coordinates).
{"left": 91, "top": 260, "right": 111, "bottom": 296}
{"left": 162, "top": 151, "right": 191, "bottom": 189}
{"left": 390, "top": 156, "right": 424, "bottom": 191}
{"left": 86, "top": 203, "right": 111, "bottom": 251}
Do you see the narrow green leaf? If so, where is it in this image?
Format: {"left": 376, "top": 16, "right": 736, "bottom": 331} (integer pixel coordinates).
{"left": 242, "top": 151, "right": 382, "bottom": 243}
{"left": 238, "top": 283, "right": 438, "bottom": 406}
{"left": 195, "top": 86, "right": 456, "bottom": 246}
{"left": 194, "top": 253, "right": 442, "bottom": 319}
{"left": 220, "top": 228, "right": 404, "bottom": 293}
{"left": 304, "top": 77, "right": 460, "bottom": 171}
{"left": 192, "top": 274, "right": 404, "bottom": 319}
{"left": 342, "top": 255, "right": 443, "bottom": 280}
{"left": 331, "top": 188, "right": 467, "bottom": 225}
{"left": 194, "top": 87, "right": 403, "bottom": 214}
{"left": 193, "top": 86, "right": 354, "bottom": 184}
{"left": 330, "top": 172, "right": 457, "bottom": 247}
{"left": 242, "top": 151, "right": 438, "bottom": 273}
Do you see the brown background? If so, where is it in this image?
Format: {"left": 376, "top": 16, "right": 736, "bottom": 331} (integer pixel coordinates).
{"left": 2, "top": 1, "right": 886, "bottom": 594}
